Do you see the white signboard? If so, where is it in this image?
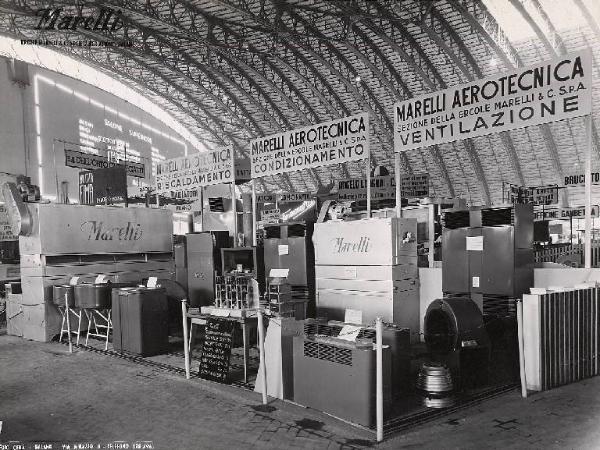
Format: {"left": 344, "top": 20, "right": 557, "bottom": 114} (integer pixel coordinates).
{"left": 250, "top": 113, "right": 369, "bottom": 178}
{"left": 256, "top": 192, "right": 314, "bottom": 204}
{"left": 261, "top": 208, "right": 281, "bottom": 223}
{"left": 564, "top": 172, "right": 600, "bottom": 186}
{"left": 337, "top": 175, "right": 395, "bottom": 201}
{"left": 155, "top": 146, "right": 234, "bottom": 196}
{"left": 534, "top": 205, "right": 600, "bottom": 221}
{"left": 394, "top": 50, "right": 592, "bottom": 152}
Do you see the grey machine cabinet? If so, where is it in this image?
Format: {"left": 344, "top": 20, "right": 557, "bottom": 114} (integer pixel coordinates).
{"left": 186, "top": 231, "right": 230, "bottom": 307}
{"left": 112, "top": 287, "right": 169, "bottom": 356}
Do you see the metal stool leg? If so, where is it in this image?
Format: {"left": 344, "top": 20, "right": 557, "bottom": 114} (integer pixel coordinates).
{"left": 76, "top": 309, "right": 82, "bottom": 345}
{"left": 59, "top": 307, "right": 66, "bottom": 343}
{"left": 85, "top": 310, "right": 92, "bottom": 346}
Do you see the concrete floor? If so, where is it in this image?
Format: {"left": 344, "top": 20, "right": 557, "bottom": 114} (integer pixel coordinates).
{"left": 1, "top": 334, "right": 599, "bottom": 450}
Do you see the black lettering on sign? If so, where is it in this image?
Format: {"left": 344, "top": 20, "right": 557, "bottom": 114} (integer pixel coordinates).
{"left": 198, "top": 318, "right": 236, "bottom": 384}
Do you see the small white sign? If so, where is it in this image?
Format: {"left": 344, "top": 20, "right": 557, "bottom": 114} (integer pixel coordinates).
{"left": 278, "top": 244, "right": 289, "bottom": 256}
{"left": 95, "top": 274, "right": 107, "bottom": 284}
{"left": 338, "top": 324, "right": 362, "bottom": 342}
{"left": 213, "top": 309, "right": 231, "bottom": 317}
{"left": 147, "top": 276, "right": 158, "bottom": 288}
{"left": 69, "top": 276, "right": 80, "bottom": 286}
{"left": 472, "top": 276, "right": 480, "bottom": 288}
{"left": 269, "top": 268, "right": 289, "bottom": 278}
{"left": 345, "top": 308, "right": 363, "bottom": 325}
{"left": 466, "top": 236, "right": 484, "bottom": 251}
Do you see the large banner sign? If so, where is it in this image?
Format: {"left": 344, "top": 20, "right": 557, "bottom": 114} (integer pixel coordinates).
{"left": 534, "top": 205, "right": 599, "bottom": 221}
{"left": 337, "top": 175, "right": 395, "bottom": 201}
{"left": 250, "top": 113, "right": 369, "bottom": 178}
{"left": 155, "top": 146, "right": 234, "bottom": 197}
{"left": 394, "top": 50, "right": 592, "bottom": 152}
{"left": 65, "top": 148, "right": 145, "bottom": 178}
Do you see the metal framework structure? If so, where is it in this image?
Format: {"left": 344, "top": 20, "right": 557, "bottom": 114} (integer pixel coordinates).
{"left": 0, "top": 0, "right": 598, "bottom": 203}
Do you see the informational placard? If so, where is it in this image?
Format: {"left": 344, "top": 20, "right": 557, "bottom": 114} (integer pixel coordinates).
{"left": 199, "top": 318, "right": 235, "bottom": 384}
{"left": 344, "top": 308, "right": 363, "bottom": 325}
{"left": 394, "top": 50, "right": 592, "bottom": 151}
{"left": 65, "top": 148, "right": 145, "bottom": 178}
{"left": 261, "top": 208, "right": 281, "bottom": 223}
{"left": 533, "top": 205, "right": 600, "bottom": 221}
{"left": 400, "top": 174, "right": 430, "bottom": 198}
{"left": 155, "top": 146, "right": 234, "bottom": 197}
{"left": 466, "top": 236, "right": 484, "bottom": 251}
{"left": 564, "top": 172, "right": 600, "bottom": 186}
{"left": 235, "top": 158, "right": 251, "bottom": 184}
{"left": 0, "top": 204, "right": 17, "bottom": 241}
{"left": 250, "top": 113, "right": 369, "bottom": 177}
{"left": 505, "top": 184, "right": 559, "bottom": 205}
{"left": 337, "top": 175, "right": 394, "bottom": 201}
{"left": 278, "top": 192, "right": 313, "bottom": 203}
{"left": 256, "top": 192, "right": 313, "bottom": 204}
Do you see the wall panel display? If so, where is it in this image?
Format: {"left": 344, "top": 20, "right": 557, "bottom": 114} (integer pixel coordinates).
{"left": 33, "top": 68, "right": 189, "bottom": 198}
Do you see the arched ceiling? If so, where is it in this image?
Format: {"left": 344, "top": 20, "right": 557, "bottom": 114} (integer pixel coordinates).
{"left": 1, "top": 0, "right": 599, "bottom": 205}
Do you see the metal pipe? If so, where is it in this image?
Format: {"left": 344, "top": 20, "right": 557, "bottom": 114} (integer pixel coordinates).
{"left": 231, "top": 182, "right": 238, "bottom": 247}
{"left": 366, "top": 156, "right": 371, "bottom": 218}
{"left": 585, "top": 115, "right": 592, "bottom": 268}
{"left": 181, "top": 300, "right": 190, "bottom": 379}
{"left": 65, "top": 292, "right": 72, "bottom": 353}
{"left": 516, "top": 299, "right": 527, "bottom": 398}
{"left": 395, "top": 153, "right": 401, "bottom": 218}
{"left": 257, "top": 308, "right": 267, "bottom": 405}
{"left": 252, "top": 180, "right": 257, "bottom": 246}
{"left": 376, "top": 316, "right": 384, "bottom": 442}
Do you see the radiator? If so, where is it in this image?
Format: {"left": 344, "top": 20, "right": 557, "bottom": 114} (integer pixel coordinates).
{"left": 522, "top": 286, "right": 599, "bottom": 391}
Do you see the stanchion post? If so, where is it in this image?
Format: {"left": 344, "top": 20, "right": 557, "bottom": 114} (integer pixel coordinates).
{"left": 252, "top": 180, "right": 257, "bottom": 247}
{"left": 366, "top": 156, "right": 371, "bottom": 218}
{"left": 516, "top": 299, "right": 527, "bottom": 398}
{"left": 585, "top": 115, "right": 592, "bottom": 268}
{"left": 376, "top": 317, "right": 383, "bottom": 442}
{"left": 395, "top": 153, "right": 401, "bottom": 218}
{"left": 65, "top": 292, "right": 72, "bottom": 353}
{"left": 181, "top": 299, "right": 190, "bottom": 379}
{"left": 257, "top": 308, "right": 267, "bottom": 405}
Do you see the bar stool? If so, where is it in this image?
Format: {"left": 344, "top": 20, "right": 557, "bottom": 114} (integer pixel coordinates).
{"left": 54, "top": 285, "right": 84, "bottom": 346}
{"left": 83, "top": 309, "right": 112, "bottom": 350}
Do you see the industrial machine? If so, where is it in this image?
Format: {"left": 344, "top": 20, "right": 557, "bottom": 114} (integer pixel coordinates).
{"left": 293, "top": 320, "right": 393, "bottom": 427}
{"left": 427, "top": 204, "right": 534, "bottom": 390}
{"left": 9, "top": 203, "right": 173, "bottom": 342}
{"left": 186, "top": 231, "right": 230, "bottom": 307}
{"left": 221, "top": 246, "right": 264, "bottom": 292}
{"left": 313, "top": 217, "right": 419, "bottom": 340}
{"left": 263, "top": 221, "right": 315, "bottom": 315}
{"left": 112, "top": 286, "right": 169, "bottom": 356}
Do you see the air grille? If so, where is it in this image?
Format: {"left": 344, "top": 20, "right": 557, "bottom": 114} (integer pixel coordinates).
{"left": 483, "top": 295, "right": 516, "bottom": 317}
{"left": 264, "top": 225, "right": 281, "bottom": 239}
{"left": 303, "top": 322, "right": 375, "bottom": 340}
{"left": 481, "top": 207, "right": 513, "bottom": 226}
{"left": 442, "top": 211, "right": 470, "bottom": 229}
{"left": 303, "top": 341, "right": 353, "bottom": 366}
{"left": 208, "top": 197, "right": 225, "bottom": 212}
{"left": 288, "top": 223, "right": 307, "bottom": 237}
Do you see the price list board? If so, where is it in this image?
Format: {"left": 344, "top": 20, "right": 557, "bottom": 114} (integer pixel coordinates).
{"left": 198, "top": 318, "right": 235, "bottom": 384}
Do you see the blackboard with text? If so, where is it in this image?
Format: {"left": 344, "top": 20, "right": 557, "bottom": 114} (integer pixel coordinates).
{"left": 199, "top": 318, "right": 235, "bottom": 384}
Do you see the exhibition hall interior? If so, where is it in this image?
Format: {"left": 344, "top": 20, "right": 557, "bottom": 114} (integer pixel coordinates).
{"left": 1, "top": 0, "right": 600, "bottom": 448}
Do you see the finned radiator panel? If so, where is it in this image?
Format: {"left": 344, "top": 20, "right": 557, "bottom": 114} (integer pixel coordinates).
{"left": 523, "top": 287, "right": 599, "bottom": 391}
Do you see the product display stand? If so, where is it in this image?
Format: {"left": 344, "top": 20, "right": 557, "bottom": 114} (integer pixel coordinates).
{"left": 83, "top": 308, "right": 112, "bottom": 351}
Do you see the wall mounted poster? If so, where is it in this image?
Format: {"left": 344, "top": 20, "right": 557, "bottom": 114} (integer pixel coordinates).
{"left": 394, "top": 50, "right": 592, "bottom": 151}
{"left": 155, "top": 146, "right": 234, "bottom": 198}
{"left": 250, "top": 113, "right": 369, "bottom": 178}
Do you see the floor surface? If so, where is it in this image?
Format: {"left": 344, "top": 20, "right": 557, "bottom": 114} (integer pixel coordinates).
{"left": 1, "top": 334, "right": 599, "bottom": 449}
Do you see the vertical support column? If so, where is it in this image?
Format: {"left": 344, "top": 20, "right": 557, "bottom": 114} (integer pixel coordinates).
{"left": 516, "top": 299, "right": 527, "bottom": 398}
{"left": 395, "top": 153, "right": 401, "bottom": 218}
{"left": 252, "top": 180, "right": 257, "bottom": 246}
{"left": 257, "top": 308, "right": 267, "bottom": 405}
{"left": 231, "top": 182, "right": 238, "bottom": 247}
{"left": 181, "top": 300, "right": 190, "bottom": 379}
{"left": 428, "top": 204, "right": 435, "bottom": 268}
{"left": 200, "top": 186, "right": 205, "bottom": 232}
{"left": 376, "top": 317, "right": 383, "bottom": 442}
{"left": 366, "top": 156, "right": 372, "bottom": 218}
{"left": 585, "top": 115, "right": 592, "bottom": 268}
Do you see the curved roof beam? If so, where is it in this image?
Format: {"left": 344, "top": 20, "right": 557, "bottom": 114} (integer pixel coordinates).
{"left": 420, "top": 5, "right": 526, "bottom": 186}
{"left": 574, "top": 0, "right": 600, "bottom": 38}
{"left": 448, "top": 0, "right": 567, "bottom": 204}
